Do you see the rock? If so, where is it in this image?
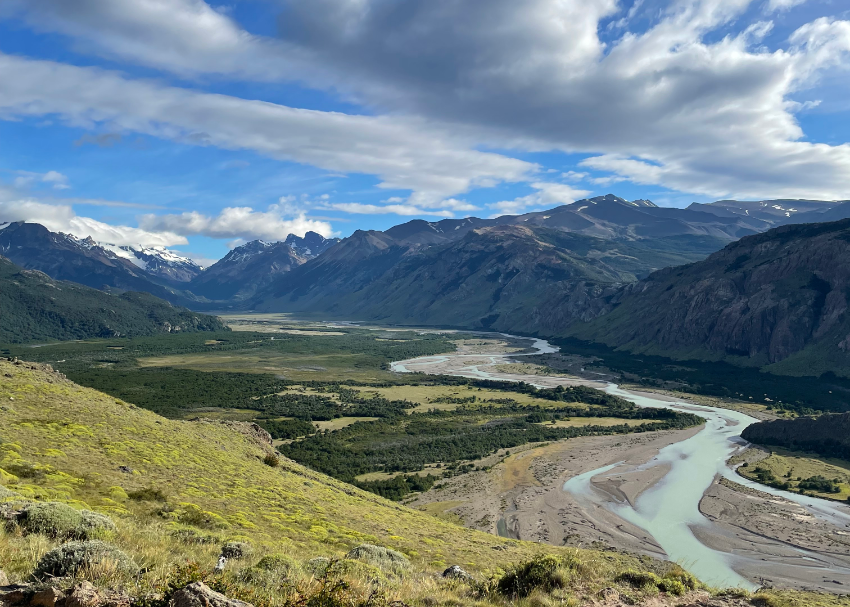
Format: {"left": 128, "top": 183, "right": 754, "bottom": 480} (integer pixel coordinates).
{"left": 169, "top": 583, "right": 253, "bottom": 607}
{"left": 0, "top": 570, "right": 8, "bottom": 586}
{"left": 0, "top": 587, "right": 31, "bottom": 606}
{"left": 598, "top": 587, "right": 619, "bottom": 601}
{"left": 65, "top": 582, "right": 100, "bottom": 607}
{"left": 117, "top": 467, "right": 133, "bottom": 475}
{"left": 442, "top": 566, "right": 473, "bottom": 581}
{"left": 30, "top": 588, "right": 65, "bottom": 607}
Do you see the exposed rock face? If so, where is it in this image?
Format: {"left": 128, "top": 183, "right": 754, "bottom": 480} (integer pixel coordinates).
{"left": 169, "top": 583, "right": 253, "bottom": 607}
{"left": 188, "top": 241, "right": 308, "bottom": 302}
{"left": 571, "top": 219, "right": 850, "bottom": 376}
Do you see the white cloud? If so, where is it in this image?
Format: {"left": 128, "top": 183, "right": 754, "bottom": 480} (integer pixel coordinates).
{"left": 490, "top": 182, "right": 591, "bottom": 216}
{"left": 766, "top": 0, "right": 808, "bottom": 13}
{"left": 3, "top": 0, "right": 850, "bottom": 201}
{"left": 326, "top": 203, "right": 454, "bottom": 217}
{"left": 13, "top": 170, "right": 71, "bottom": 190}
{"left": 0, "top": 192, "right": 187, "bottom": 246}
{"left": 139, "top": 203, "right": 335, "bottom": 240}
{"left": 0, "top": 52, "right": 534, "bottom": 206}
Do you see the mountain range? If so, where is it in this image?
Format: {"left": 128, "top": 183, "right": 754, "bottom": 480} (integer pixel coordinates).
{"left": 5, "top": 194, "right": 850, "bottom": 375}
{"left": 569, "top": 219, "right": 850, "bottom": 377}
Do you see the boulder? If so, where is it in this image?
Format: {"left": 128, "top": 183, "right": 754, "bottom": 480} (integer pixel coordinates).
{"left": 169, "top": 583, "right": 253, "bottom": 607}
{"left": 64, "top": 581, "right": 100, "bottom": 607}
{"left": 0, "top": 586, "right": 31, "bottom": 607}
{"left": 0, "top": 570, "right": 9, "bottom": 586}
{"left": 442, "top": 566, "right": 473, "bottom": 582}
{"left": 30, "top": 588, "right": 65, "bottom": 607}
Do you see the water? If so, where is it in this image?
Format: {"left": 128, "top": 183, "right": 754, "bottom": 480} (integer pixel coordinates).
{"left": 392, "top": 332, "right": 850, "bottom": 588}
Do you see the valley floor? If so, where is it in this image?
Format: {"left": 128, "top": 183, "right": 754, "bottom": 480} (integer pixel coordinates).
{"left": 399, "top": 343, "right": 850, "bottom": 594}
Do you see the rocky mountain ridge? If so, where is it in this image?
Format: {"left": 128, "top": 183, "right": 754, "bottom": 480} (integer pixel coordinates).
{"left": 569, "top": 219, "right": 850, "bottom": 377}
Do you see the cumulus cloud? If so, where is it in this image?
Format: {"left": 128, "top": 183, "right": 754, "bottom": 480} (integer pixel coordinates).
{"left": 3, "top": 0, "right": 850, "bottom": 201}
{"left": 489, "top": 182, "right": 591, "bottom": 216}
{"left": 0, "top": 191, "right": 187, "bottom": 246}
{"left": 138, "top": 202, "right": 334, "bottom": 241}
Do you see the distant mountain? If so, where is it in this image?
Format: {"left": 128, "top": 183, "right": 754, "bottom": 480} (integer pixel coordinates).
{"left": 0, "top": 221, "right": 190, "bottom": 301}
{"left": 569, "top": 219, "right": 850, "bottom": 378}
{"left": 283, "top": 231, "right": 341, "bottom": 256}
{"left": 0, "top": 255, "right": 227, "bottom": 343}
{"left": 188, "top": 240, "right": 309, "bottom": 302}
{"left": 688, "top": 198, "right": 848, "bottom": 226}
{"left": 250, "top": 223, "right": 729, "bottom": 333}
{"left": 111, "top": 245, "right": 203, "bottom": 283}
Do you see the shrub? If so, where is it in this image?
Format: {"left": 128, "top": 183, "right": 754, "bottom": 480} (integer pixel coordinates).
{"left": 304, "top": 557, "right": 331, "bottom": 577}
{"left": 254, "top": 554, "right": 300, "bottom": 574}
{"left": 345, "top": 544, "right": 410, "bottom": 573}
{"left": 221, "top": 541, "right": 252, "bottom": 560}
{"left": 32, "top": 540, "right": 136, "bottom": 579}
{"left": 0, "top": 485, "right": 19, "bottom": 500}
{"left": 657, "top": 579, "right": 686, "bottom": 596}
{"left": 17, "top": 502, "right": 115, "bottom": 540}
{"left": 127, "top": 487, "right": 168, "bottom": 502}
{"left": 262, "top": 454, "right": 280, "bottom": 468}
{"left": 615, "top": 570, "right": 661, "bottom": 590}
{"left": 497, "top": 555, "right": 570, "bottom": 598}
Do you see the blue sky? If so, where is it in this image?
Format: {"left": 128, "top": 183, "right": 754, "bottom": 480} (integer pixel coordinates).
{"left": 0, "top": 0, "right": 848, "bottom": 264}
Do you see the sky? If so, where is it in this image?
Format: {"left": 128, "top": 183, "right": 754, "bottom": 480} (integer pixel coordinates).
{"left": 0, "top": 0, "right": 848, "bottom": 264}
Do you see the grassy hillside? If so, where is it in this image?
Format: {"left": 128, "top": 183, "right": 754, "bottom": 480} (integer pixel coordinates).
{"left": 1, "top": 359, "right": 843, "bottom": 607}
{"left": 0, "top": 256, "right": 227, "bottom": 343}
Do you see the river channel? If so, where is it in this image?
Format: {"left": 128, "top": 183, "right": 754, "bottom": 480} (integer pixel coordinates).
{"left": 391, "top": 332, "right": 850, "bottom": 589}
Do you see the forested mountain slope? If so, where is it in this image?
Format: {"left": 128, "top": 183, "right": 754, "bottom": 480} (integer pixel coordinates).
{"left": 0, "top": 256, "right": 226, "bottom": 343}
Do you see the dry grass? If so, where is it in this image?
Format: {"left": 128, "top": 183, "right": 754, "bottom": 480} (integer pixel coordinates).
{"left": 737, "top": 449, "right": 850, "bottom": 501}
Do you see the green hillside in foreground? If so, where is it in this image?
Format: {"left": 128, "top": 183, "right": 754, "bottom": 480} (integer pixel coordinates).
{"left": 0, "top": 359, "right": 842, "bottom": 607}
{"left": 0, "top": 256, "right": 227, "bottom": 343}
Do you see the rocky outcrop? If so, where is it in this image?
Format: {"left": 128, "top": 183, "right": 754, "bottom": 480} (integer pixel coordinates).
{"left": 571, "top": 219, "right": 850, "bottom": 376}
{"left": 0, "top": 581, "right": 129, "bottom": 607}
{"left": 169, "top": 583, "right": 253, "bottom": 607}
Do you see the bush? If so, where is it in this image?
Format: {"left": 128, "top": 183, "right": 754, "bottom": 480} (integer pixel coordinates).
{"left": 127, "top": 487, "right": 168, "bottom": 502}
{"left": 238, "top": 554, "right": 302, "bottom": 585}
{"left": 615, "top": 569, "right": 692, "bottom": 596}
{"left": 497, "top": 555, "right": 570, "bottom": 598}
{"left": 0, "top": 485, "right": 19, "bottom": 500}
{"left": 17, "top": 502, "right": 115, "bottom": 540}
{"left": 345, "top": 544, "right": 410, "bottom": 573}
{"left": 615, "top": 570, "right": 661, "bottom": 590}
{"left": 262, "top": 454, "right": 280, "bottom": 468}
{"left": 32, "top": 540, "right": 136, "bottom": 579}
{"left": 304, "top": 557, "right": 331, "bottom": 577}
{"left": 221, "top": 541, "right": 252, "bottom": 560}
{"left": 254, "top": 554, "right": 300, "bottom": 574}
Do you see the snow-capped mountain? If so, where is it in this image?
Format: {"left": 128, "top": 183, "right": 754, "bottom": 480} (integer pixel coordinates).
{"left": 99, "top": 244, "right": 203, "bottom": 283}
{"left": 0, "top": 221, "right": 191, "bottom": 303}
